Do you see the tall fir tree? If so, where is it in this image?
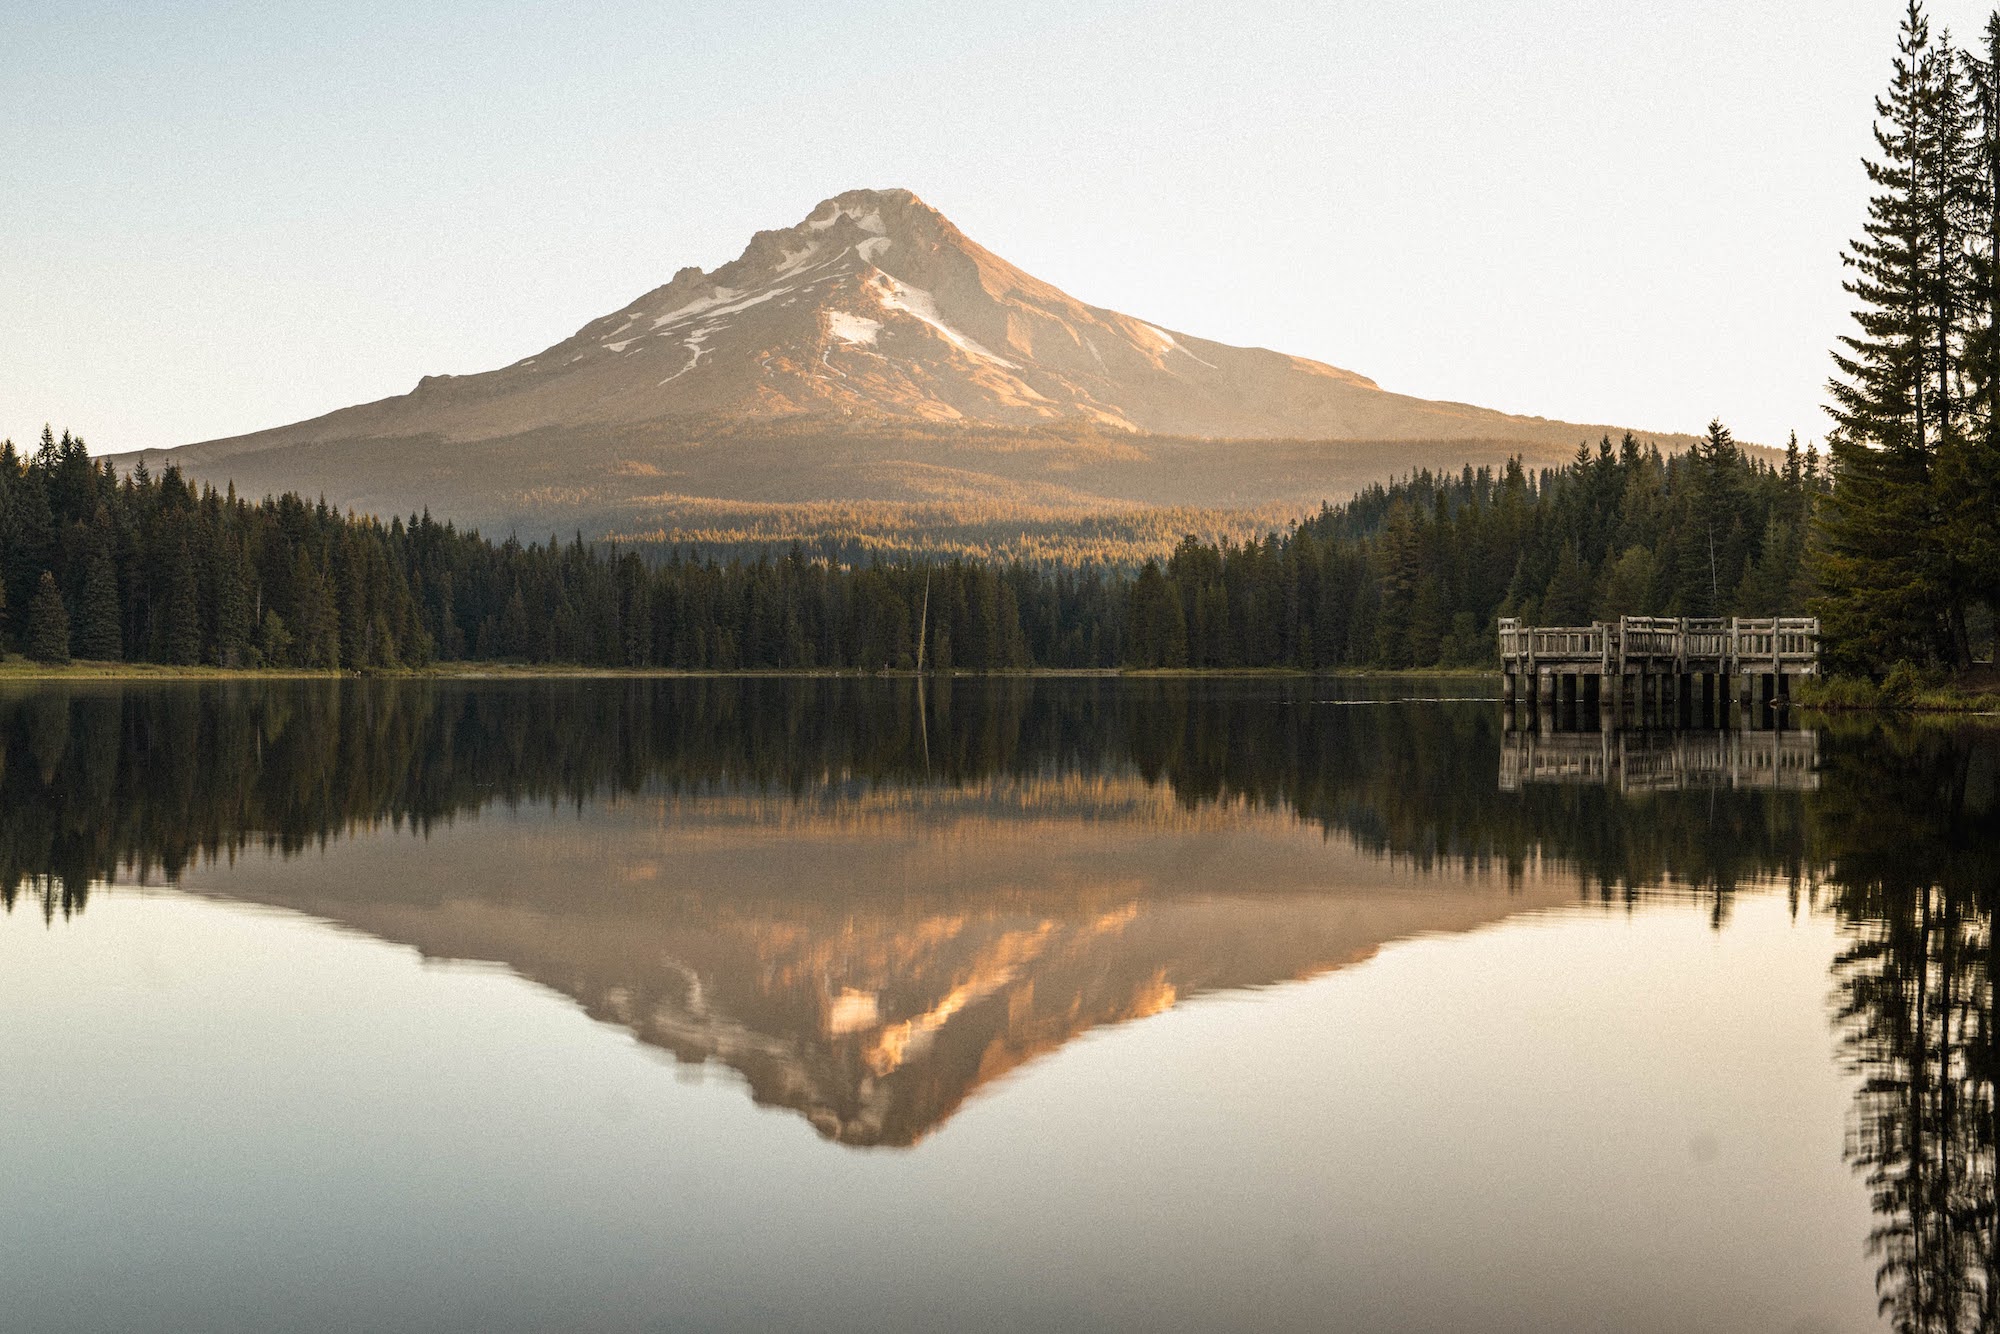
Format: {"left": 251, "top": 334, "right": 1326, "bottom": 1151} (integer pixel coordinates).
{"left": 25, "top": 571, "right": 70, "bottom": 664}
{"left": 73, "top": 538, "right": 122, "bottom": 660}
{"left": 161, "top": 540, "right": 202, "bottom": 666}
{"left": 213, "top": 533, "right": 255, "bottom": 667}
{"left": 1819, "top": 2, "right": 1970, "bottom": 670}
{"left": 1683, "top": 419, "right": 1746, "bottom": 615}
{"left": 1955, "top": 15, "right": 2000, "bottom": 628}
{"left": 1540, "top": 542, "right": 1594, "bottom": 625}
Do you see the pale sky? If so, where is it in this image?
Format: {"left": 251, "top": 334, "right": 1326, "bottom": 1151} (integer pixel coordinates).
{"left": 1, "top": 1, "right": 1982, "bottom": 453}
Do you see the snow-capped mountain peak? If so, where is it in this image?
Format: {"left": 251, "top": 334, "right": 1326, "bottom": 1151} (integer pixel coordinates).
{"left": 419, "top": 186, "right": 1382, "bottom": 436}
{"left": 159, "top": 187, "right": 1637, "bottom": 488}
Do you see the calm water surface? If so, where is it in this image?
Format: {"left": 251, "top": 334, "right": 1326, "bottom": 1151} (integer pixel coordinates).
{"left": 0, "top": 678, "right": 1994, "bottom": 1333}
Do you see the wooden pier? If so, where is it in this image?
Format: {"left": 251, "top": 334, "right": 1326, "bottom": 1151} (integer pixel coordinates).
{"left": 1498, "top": 616, "right": 1819, "bottom": 728}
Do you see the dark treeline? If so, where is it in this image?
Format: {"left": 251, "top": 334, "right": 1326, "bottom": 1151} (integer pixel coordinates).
{"left": 0, "top": 678, "right": 1821, "bottom": 921}
{"left": 2, "top": 425, "right": 1816, "bottom": 672}
{"left": 1127, "top": 423, "right": 1823, "bottom": 668}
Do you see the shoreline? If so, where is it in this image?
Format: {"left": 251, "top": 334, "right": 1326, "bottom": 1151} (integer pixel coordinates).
{"left": 1794, "top": 674, "right": 2000, "bottom": 717}
{"left": 0, "top": 658, "right": 1493, "bottom": 684}
{"left": 1, "top": 658, "right": 1991, "bottom": 714}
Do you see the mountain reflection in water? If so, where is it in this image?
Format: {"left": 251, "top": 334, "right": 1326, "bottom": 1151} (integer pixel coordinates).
{"left": 2, "top": 676, "right": 1599, "bottom": 1147}
{"left": 163, "top": 784, "right": 1581, "bottom": 1147}
{"left": 1, "top": 679, "right": 1998, "bottom": 1329}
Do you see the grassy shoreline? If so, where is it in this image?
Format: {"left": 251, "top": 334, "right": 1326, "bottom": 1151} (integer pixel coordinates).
{"left": 1794, "top": 673, "right": 2000, "bottom": 715}
{"left": 0, "top": 657, "right": 1494, "bottom": 683}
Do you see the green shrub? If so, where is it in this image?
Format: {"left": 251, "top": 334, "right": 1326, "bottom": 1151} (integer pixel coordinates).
{"left": 1880, "top": 661, "right": 1924, "bottom": 708}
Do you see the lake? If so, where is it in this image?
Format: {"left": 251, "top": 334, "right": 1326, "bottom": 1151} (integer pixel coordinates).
{"left": 1, "top": 677, "right": 1993, "bottom": 1333}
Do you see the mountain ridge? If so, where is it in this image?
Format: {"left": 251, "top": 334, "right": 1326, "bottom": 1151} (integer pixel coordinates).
{"left": 126, "top": 187, "right": 1700, "bottom": 557}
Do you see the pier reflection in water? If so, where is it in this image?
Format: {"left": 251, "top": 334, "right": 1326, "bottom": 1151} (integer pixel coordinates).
{"left": 1500, "top": 726, "right": 1820, "bottom": 792}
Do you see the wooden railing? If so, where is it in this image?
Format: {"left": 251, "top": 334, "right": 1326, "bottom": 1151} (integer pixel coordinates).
{"left": 1497, "top": 615, "right": 1820, "bottom": 672}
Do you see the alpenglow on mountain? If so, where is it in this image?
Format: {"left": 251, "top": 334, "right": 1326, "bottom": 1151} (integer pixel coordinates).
{"left": 135, "top": 188, "right": 1686, "bottom": 558}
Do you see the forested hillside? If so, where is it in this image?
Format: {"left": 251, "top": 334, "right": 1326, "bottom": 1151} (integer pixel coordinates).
{"left": 1130, "top": 423, "right": 1825, "bottom": 669}
{"left": 0, "top": 423, "right": 1813, "bottom": 672}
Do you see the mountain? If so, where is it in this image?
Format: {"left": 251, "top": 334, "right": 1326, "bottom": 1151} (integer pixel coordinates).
{"left": 163, "top": 188, "right": 1600, "bottom": 448}
{"left": 128, "top": 188, "right": 1694, "bottom": 558}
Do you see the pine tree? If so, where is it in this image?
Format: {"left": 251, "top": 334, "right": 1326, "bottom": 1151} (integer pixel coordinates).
{"left": 1736, "top": 524, "right": 1799, "bottom": 618}
{"left": 1596, "top": 546, "right": 1658, "bottom": 620}
{"left": 1540, "top": 542, "right": 1594, "bottom": 625}
{"left": 73, "top": 540, "right": 121, "bottom": 660}
{"left": 1955, "top": 16, "right": 2000, "bottom": 636}
{"left": 258, "top": 609, "right": 294, "bottom": 667}
{"left": 1682, "top": 419, "right": 1745, "bottom": 615}
{"left": 162, "top": 541, "right": 202, "bottom": 666}
{"left": 1126, "top": 561, "right": 1187, "bottom": 668}
{"left": 498, "top": 585, "right": 530, "bottom": 659}
{"left": 213, "top": 536, "right": 255, "bottom": 667}
{"left": 1819, "top": 2, "right": 1965, "bottom": 670}
{"left": 290, "top": 549, "right": 341, "bottom": 670}
{"left": 25, "top": 571, "right": 69, "bottom": 664}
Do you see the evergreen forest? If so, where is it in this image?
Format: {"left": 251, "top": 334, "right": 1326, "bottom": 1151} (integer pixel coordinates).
{"left": 0, "top": 422, "right": 1816, "bottom": 672}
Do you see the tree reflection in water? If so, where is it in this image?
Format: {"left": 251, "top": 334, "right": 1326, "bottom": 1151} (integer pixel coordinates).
{"left": 0, "top": 676, "right": 1819, "bottom": 921}
{"left": 1509, "top": 710, "right": 2000, "bottom": 1331}
{"left": 1820, "top": 722, "right": 2000, "bottom": 1332}
{"left": 0, "top": 680, "right": 1996, "bottom": 1321}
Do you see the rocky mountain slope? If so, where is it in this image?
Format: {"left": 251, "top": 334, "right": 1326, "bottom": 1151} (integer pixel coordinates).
{"left": 128, "top": 188, "right": 1691, "bottom": 554}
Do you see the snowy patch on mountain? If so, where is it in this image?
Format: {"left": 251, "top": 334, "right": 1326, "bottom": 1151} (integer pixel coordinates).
{"left": 808, "top": 201, "right": 886, "bottom": 235}
{"left": 659, "top": 325, "right": 720, "bottom": 385}
{"left": 826, "top": 312, "right": 883, "bottom": 346}
{"left": 1139, "top": 322, "right": 1219, "bottom": 370}
{"left": 652, "top": 283, "right": 796, "bottom": 333}
{"left": 869, "top": 274, "right": 1018, "bottom": 369}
